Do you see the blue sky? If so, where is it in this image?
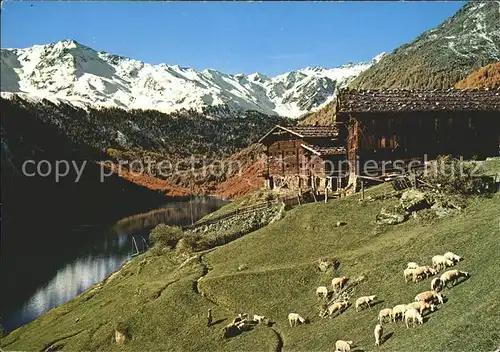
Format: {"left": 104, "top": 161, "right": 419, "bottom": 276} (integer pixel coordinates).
{"left": 1, "top": 1, "right": 465, "bottom": 76}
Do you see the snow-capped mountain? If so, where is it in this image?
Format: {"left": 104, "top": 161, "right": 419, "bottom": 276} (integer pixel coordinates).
{"left": 1, "top": 40, "right": 383, "bottom": 118}
{"left": 350, "top": 1, "right": 500, "bottom": 90}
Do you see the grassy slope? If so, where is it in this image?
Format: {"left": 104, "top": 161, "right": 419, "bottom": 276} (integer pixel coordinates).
{"left": 2, "top": 179, "right": 500, "bottom": 351}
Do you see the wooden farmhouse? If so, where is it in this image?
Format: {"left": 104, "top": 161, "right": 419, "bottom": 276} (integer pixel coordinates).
{"left": 336, "top": 88, "right": 500, "bottom": 178}
{"left": 259, "top": 88, "right": 499, "bottom": 194}
{"left": 258, "top": 125, "right": 347, "bottom": 192}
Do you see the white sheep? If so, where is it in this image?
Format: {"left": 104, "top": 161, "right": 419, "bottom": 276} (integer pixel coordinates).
{"left": 432, "top": 255, "right": 454, "bottom": 271}
{"left": 391, "top": 304, "right": 408, "bottom": 321}
{"left": 378, "top": 308, "right": 393, "bottom": 324}
{"left": 374, "top": 324, "right": 383, "bottom": 346}
{"left": 407, "top": 262, "right": 419, "bottom": 269}
{"left": 443, "top": 252, "right": 463, "bottom": 264}
{"left": 335, "top": 340, "right": 354, "bottom": 352}
{"left": 253, "top": 314, "right": 266, "bottom": 324}
{"left": 440, "top": 269, "right": 470, "bottom": 288}
{"left": 404, "top": 308, "right": 423, "bottom": 328}
{"left": 406, "top": 301, "right": 435, "bottom": 315}
{"left": 412, "top": 266, "right": 439, "bottom": 282}
{"left": 404, "top": 268, "right": 416, "bottom": 283}
{"left": 431, "top": 277, "right": 443, "bottom": 292}
{"left": 288, "top": 313, "right": 306, "bottom": 327}
{"left": 325, "top": 300, "right": 349, "bottom": 318}
{"left": 415, "top": 290, "right": 444, "bottom": 305}
{"left": 235, "top": 319, "right": 248, "bottom": 330}
{"left": 316, "top": 286, "right": 329, "bottom": 300}
{"left": 331, "top": 276, "right": 348, "bottom": 292}
{"left": 355, "top": 295, "right": 377, "bottom": 311}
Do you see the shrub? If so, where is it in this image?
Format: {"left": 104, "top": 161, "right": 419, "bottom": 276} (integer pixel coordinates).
{"left": 423, "top": 155, "right": 486, "bottom": 195}
{"left": 149, "top": 224, "right": 183, "bottom": 249}
{"left": 175, "top": 235, "right": 200, "bottom": 256}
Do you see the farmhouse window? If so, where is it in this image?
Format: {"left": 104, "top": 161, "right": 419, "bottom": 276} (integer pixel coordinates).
{"left": 379, "top": 136, "right": 387, "bottom": 148}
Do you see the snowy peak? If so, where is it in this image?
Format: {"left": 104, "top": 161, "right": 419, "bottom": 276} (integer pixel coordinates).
{"left": 1, "top": 40, "right": 382, "bottom": 118}
{"left": 350, "top": 1, "right": 500, "bottom": 90}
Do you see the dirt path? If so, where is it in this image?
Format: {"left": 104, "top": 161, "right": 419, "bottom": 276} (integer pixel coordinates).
{"left": 270, "top": 327, "right": 284, "bottom": 352}
{"left": 193, "top": 248, "right": 284, "bottom": 351}
{"left": 38, "top": 329, "right": 86, "bottom": 352}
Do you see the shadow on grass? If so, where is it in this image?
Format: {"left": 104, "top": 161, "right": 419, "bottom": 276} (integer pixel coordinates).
{"left": 445, "top": 276, "right": 471, "bottom": 289}
{"left": 210, "top": 318, "right": 226, "bottom": 326}
{"left": 370, "top": 300, "right": 385, "bottom": 309}
{"left": 382, "top": 331, "right": 394, "bottom": 345}
{"left": 222, "top": 321, "right": 258, "bottom": 339}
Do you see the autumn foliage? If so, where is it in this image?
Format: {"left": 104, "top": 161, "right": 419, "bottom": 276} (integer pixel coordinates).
{"left": 455, "top": 62, "right": 500, "bottom": 89}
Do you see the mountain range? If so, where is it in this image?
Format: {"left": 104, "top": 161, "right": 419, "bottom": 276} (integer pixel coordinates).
{"left": 349, "top": 1, "right": 500, "bottom": 90}
{"left": 1, "top": 40, "right": 383, "bottom": 118}
{"left": 302, "top": 0, "right": 500, "bottom": 126}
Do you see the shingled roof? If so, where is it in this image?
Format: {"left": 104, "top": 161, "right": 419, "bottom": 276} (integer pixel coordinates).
{"left": 258, "top": 125, "right": 339, "bottom": 143}
{"left": 301, "top": 144, "right": 346, "bottom": 156}
{"left": 337, "top": 88, "right": 500, "bottom": 113}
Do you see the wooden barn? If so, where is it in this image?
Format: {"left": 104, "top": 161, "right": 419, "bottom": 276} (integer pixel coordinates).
{"left": 258, "top": 125, "right": 347, "bottom": 192}
{"left": 335, "top": 88, "right": 500, "bottom": 178}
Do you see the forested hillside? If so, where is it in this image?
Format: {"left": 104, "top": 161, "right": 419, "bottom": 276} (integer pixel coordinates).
{"left": 1, "top": 95, "right": 289, "bottom": 165}
{"left": 349, "top": 1, "right": 500, "bottom": 90}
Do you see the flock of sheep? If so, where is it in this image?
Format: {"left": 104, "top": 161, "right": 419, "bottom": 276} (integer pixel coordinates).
{"left": 222, "top": 313, "right": 268, "bottom": 338}
{"left": 286, "top": 251, "right": 470, "bottom": 351}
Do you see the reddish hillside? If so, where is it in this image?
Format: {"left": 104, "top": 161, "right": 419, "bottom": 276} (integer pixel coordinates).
{"left": 106, "top": 144, "right": 267, "bottom": 200}
{"left": 214, "top": 144, "right": 267, "bottom": 199}
{"left": 101, "top": 163, "right": 192, "bottom": 197}
{"left": 455, "top": 62, "right": 500, "bottom": 89}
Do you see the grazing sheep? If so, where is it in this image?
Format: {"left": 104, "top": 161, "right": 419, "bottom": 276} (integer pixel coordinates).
{"left": 404, "top": 268, "right": 416, "bottom": 283}
{"left": 335, "top": 340, "right": 354, "bottom": 352}
{"left": 232, "top": 316, "right": 243, "bottom": 325}
{"left": 406, "top": 301, "right": 435, "bottom": 315}
{"left": 355, "top": 295, "right": 377, "bottom": 311}
{"left": 253, "top": 314, "right": 266, "bottom": 324}
{"left": 431, "top": 277, "right": 443, "bottom": 292}
{"left": 415, "top": 290, "right": 444, "bottom": 305}
{"left": 440, "top": 270, "right": 470, "bottom": 287}
{"left": 426, "top": 267, "right": 439, "bottom": 276}
{"left": 324, "top": 300, "right": 349, "bottom": 318}
{"left": 432, "top": 255, "right": 455, "bottom": 271}
{"left": 235, "top": 319, "right": 249, "bottom": 330}
{"left": 115, "top": 323, "right": 128, "bottom": 345}
{"left": 391, "top": 304, "right": 409, "bottom": 321}
{"left": 115, "top": 330, "right": 126, "bottom": 345}
{"left": 443, "top": 252, "right": 463, "bottom": 264}
{"left": 316, "top": 286, "right": 329, "bottom": 299}
{"left": 223, "top": 322, "right": 244, "bottom": 338}
{"left": 288, "top": 313, "right": 306, "bottom": 327}
{"left": 404, "top": 308, "right": 423, "bottom": 328}
{"left": 331, "top": 276, "right": 348, "bottom": 292}
{"left": 378, "top": 308, "right": 394, "bottom": 324}
{"left": 374, "top": 324, "right": 383, "bottom": 346}
{"left": 407, "top": 262, "right": 419, "bottom": 269}
{"left": 413, "top": 266, "right": 439, "bottom": 282}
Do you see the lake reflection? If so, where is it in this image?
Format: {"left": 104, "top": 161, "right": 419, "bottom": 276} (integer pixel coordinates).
{"left": 3, "top": 196, "right": 228, "bottom": 332}
{"left": 18, "top": 253, "right": 128, "bottom": 324}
